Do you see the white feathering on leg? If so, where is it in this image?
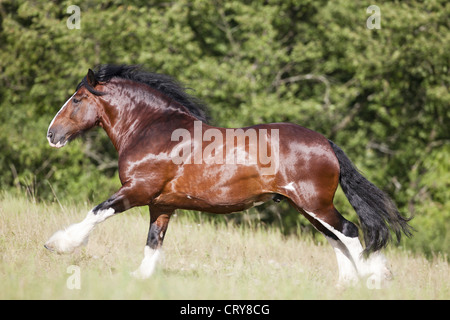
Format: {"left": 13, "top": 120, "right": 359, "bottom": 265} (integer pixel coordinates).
{"left": 45, "top": 208, "right": 115, "bottom": 253}
{"left": 131, "top": 246, "right": 162, "bottom": 279}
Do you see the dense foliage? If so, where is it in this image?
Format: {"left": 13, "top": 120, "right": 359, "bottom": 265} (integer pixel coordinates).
{"left": 0, "top": 0, "right": 448, "bottom": 257}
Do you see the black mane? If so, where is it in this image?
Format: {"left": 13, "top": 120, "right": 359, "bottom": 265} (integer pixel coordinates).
{"left": 79, "top": 64, "right": 210, "bottom": 123}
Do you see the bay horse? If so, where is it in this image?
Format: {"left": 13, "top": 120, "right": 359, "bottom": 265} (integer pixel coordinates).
{"left": 45, "top": 65, "right": 411, "bottom": 287}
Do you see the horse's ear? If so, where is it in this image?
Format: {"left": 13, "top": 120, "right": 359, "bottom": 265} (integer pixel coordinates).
{"left": 86, "top": 69, "right": 98, "bottom": 87}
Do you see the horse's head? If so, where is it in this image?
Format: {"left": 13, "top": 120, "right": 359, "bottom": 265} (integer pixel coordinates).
{"left": 47, "top": 69, "right": 104, "bottom": 148}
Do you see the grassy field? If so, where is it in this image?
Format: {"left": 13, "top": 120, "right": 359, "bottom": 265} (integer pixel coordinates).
{"left": 0, "top": 193, "right": 448, "bottom": 300}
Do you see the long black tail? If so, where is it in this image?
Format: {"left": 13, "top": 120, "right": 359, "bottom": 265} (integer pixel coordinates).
{"left": 328, "top": 140, "right": 412, "bottom": 255}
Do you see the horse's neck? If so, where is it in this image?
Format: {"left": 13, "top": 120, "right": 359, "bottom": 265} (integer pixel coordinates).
{"left": 99, "top": 95, "right": 194, "bottom": 155}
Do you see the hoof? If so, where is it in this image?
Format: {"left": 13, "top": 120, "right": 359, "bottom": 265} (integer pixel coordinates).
{"left": 44, "top": 228, "right": 88, "bottom": 254}
{"left": 131, "top": 247, "right": 162, "bottom": 279}
{"left": 44, "top": 243, "right": 55, "bottom": 252}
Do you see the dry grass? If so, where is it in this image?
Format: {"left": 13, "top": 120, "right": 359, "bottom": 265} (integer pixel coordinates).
{"left": 0, "top": 193, "right": 448, "bottom": 299}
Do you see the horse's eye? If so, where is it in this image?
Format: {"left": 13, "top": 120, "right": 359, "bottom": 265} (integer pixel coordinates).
{"left": 73, "top": 98, "right": 80, "bottom": 104}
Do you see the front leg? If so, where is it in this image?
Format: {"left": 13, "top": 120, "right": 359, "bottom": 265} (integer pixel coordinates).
{"left": 45, "top": 184, "right": 141, "bottom": 254}
{"left": 132, "top": 206, "right": 173, "bottom": 279}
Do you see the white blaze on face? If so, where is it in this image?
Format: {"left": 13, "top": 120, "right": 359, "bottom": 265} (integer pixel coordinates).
{"left": 47, "top": 92, "right": 77, "bottom": 148}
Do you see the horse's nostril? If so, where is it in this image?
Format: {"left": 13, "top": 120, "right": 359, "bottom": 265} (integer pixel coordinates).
{"left": 47, "top": 131, "right": 53, "bottom": 139}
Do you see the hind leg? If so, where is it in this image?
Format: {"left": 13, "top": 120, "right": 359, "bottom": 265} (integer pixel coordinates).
{"left": 302, "top": 205, "right": 392, "bottom": 287}
{"left": 292, "top": 202, "right": 360, "bottom": 286}
{"left": 326, "top": 237, "right": 360, "bottom": 286}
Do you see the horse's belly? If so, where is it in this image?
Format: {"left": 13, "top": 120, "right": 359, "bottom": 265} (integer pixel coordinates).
{"left": 153, "top": 189, "right": 274, "bottom": 214}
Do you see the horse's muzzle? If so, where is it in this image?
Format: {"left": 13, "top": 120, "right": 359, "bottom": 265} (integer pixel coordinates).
{"left": 47, "top": 130, "right": 68, "bottom": 148}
